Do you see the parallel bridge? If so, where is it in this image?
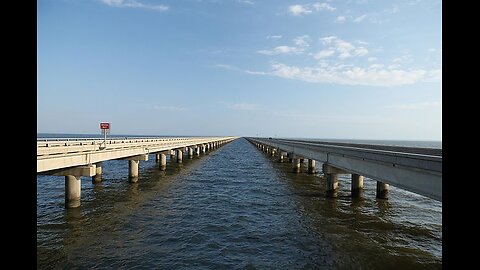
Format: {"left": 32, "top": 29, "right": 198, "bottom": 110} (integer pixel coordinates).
{"left": 37, "top": 136, "right": 237, "bottom": 208}
{"left": 246, "top": 137, "right": 442, "bottom": 202}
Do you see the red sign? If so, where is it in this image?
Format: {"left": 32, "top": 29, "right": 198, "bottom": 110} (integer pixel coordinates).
{"left": 100, "top": 122, "right": 110, "bottom": 129}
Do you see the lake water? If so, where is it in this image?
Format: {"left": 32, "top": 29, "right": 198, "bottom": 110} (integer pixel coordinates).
{"left": 37, "top": 137, "right": 442, "bottom": 269}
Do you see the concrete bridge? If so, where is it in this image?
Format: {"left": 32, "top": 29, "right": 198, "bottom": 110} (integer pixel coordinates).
{"left": 37, "top": 136, "right": 238, "bottom": 208}
{"left": 247, "top": 137, "right": 442, "bottom": 202}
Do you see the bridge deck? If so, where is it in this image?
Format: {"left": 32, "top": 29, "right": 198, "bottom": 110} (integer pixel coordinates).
{"left": 37, "top": 137, "right": 237, "bottom": 173}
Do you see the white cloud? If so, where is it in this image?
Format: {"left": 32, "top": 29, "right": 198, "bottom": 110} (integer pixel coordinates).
{"left": 386, "top": 101, "right": 442, "bottom": 110}
{"left": 258, "top": 35, "right": 310, "bottom": 55}
{"left": 335, "top": 16, "right": 346, "bottom": 23}
{"left": 293, "top": 35, "right": 310, "bottom": 47}
{"left": 289, "top": 4, "right": 312, "bottom": 16}
{"left": 267, "top": 35, "right": 283, "bottom": 39}
{"left": 101, "top": 0, "right": 168, "bottom": 11}
{"left": 154, "top": 105, "right": 187, "bottom": 111}
{"left": 354, "top": 47, "right": 368, "bottom": 57}
{"left": 214, "top": 64, "right": 237, "bottom": 70}
{"left": 289, "top": 2, "right": 335, "bottom": 16}
{"left": 258, "top": 46, "right": 303, "bottom": 55}
{"left": 312, "top": 2, "right": 336, "bottom": 11}
{"left": 426, "top": 69, "right": 442, "bottom": 82}
{"left": 368, "top": 57, "right": 377, "bottom": 62}
{"left": 392, "top": 55, "right": 412, "bottom": 64}
{"left": 228, "top": 103, "right": 262, "bottom": 111}
{"left": 353, "top": 14, "right": 367, "bottom": 22}
{"left": 247, "top": 62, "right": 437, "bottom": 87}
{"left": 314, "top": 49, "right": 335, "bottom": 59}
{"left": 238, "top": 0, "right": 254, "bottom": 5}
{"left": 320, "top": 36, "right": 368, "bottom": 59}
{"left": 368, "top": 63, "right": 384, "bottom": 70}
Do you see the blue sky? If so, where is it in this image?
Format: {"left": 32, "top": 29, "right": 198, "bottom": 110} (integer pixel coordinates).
{"left": 37, "top": 0, "right": 442, "bottom": 140}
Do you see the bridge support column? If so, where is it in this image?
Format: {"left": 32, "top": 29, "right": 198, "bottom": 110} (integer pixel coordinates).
{"left": 160, "top": 153, "right": 167, "bottom": 171}
{"left": 92, "top": 162, "right": 102, "bottom": 183}
{"left": 48, "top": 165, "right": 95, "bottom": 208}
{"left": 308, "top": 159, "right": 316, "bottom": 174}
{"left": 195, "top": 146, "right": 200, "bottom": 156}
{"left": 125, "top": 154, "right": 148, "bottom": 182}
{"left": 188, "top": 147, "right": 194, "bottom": 158}
{"left": 155, "top": 153, "right": 160, "bottom": 162}
{"left": 176, "top": 149, "right": 183, "bottom": 163}
{"left": 202, "top": 145, "right": 206, "bottom": 153}
{"left": 323, "top": 164, "right": 347, "bottom": 197}
{"left": 278, "top": 152, "right": 284, "bottom": 163}
{"left": 326, "top": 174, "right": 339, "bottom": 197}
{"left": 65, "top": 175, "right": 81, "bottom": 208}
{"left": 270, "top": 148, "right": 275, "bottom": 156}
{"left": 293, "top": 158, "right": 301, "bottom": 173}
{"left": 129, "top": 160, "right": 139, "bottom": 182}
{"left": 376, "top": 181, "right": 389, "bottom": 199}
{"left": 351, "top": 174, "right": 364, "bottom": 197}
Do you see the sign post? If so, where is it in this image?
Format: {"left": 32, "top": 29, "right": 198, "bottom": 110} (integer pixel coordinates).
{"left": 100, "top": 122, "right": 110, "bottom": 148}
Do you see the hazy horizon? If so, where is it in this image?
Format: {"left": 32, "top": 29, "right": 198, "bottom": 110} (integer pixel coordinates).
{"left": 36, "top": 132, "right": 441, "bottom": 143}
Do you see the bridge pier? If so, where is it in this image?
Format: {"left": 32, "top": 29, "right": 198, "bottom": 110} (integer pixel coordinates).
{"left": 65, "top": 175, "right": 81, "bottom": 208}
{"left": 129, "top": 160, "right": 139, "bottom": 182}
{"left": 351, "top": 174, "right": 364, "bottom": 197}
{"left": 128, "top": 154, "right": 148, "bottom": 183}
{"left": 92, "top": 162, "right": 102, "bottom": 183}
{"left": 176, "top": 149, "right": 183, "bottom": 163}
{"left": 278, "top": 151, "right": 285, "bottom": 162}
{"left": 195, "top": 146, "right": 200, "bottom": 156}
{"left": 323, "top": 164, "right": 348, "bottom": 198}
{"left": 308, "top": 159, "right": 316, "bottom": 174}
{"left": 57, "top": 165, "right": 96, "bottom": 208}
{"left": 292, "top": 158, "right": 301, "bottom": 173}
{"left": 326, "top": 174, "right": 339, "bottom": 197}
{"left": 376, "top": 181, "right": 389, "bottom": 199}
{"left": 188, "top": 147, "right": 194, "bottom": 158}
{"left": 159, "top": 152, "right": 167, "bottom": 171}
{"left": 155, "top": 153, "right": 160, "bottom": 162}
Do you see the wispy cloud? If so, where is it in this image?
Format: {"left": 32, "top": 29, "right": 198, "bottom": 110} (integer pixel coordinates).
{"left": 314, "top": 49, "right": 335, "bottom": 59}
{"left": 247, "top": 62, "right": 439, "bottom": 87}
{"left": 214, "top": 64, "right": 238, "bottom": 70}
{"left": 101, "top": 0, "right": 169, "bottom": 11}
{"left": 258, "top": 35, "right": 310, "bottom": 55}
{"left": 154, "top": 105, "right": 187, "bottom": 111}
{"left": 335, "top": 16, "right": 346, "bottom": 23}
{"left": 289, "top": 4, "right": 312, "bottom": 16}
{"left": 228, "top": 103, "right": 262, "bottom": 111}
{"left": 237, "top": 0, "right": 254, "bottom": 5}
{"left": 319, "top": 36, "right": 368, "bottom": 59}
{"left": 385, "top": 101, "right": 442, "bottom": 110}
{"left": 258, "top": 46, "right": 304, "bottom": 55}
{"left": 288, "top": 2, "right": 335, "bottom": 16}
{"left": 267, "top": 35, "right": 283, "bottom": 39}
{"left": 293, "top": 35, "right": 311, "bottom": 47}
{"left": 353, "top": 14, "right": 367, "bottom": 22}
